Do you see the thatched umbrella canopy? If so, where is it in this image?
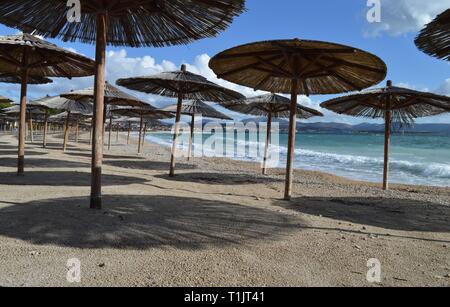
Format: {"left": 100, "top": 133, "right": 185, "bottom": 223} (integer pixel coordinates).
{"left": 0, "top": 33, "right": 94, "bottom": 175}
{"left": 0, "top": 75, "right": 53, "bottom": 145}
{"left": 62, "top": 82, "right": 147, "bottom": 108}
{"left": 321, "top": 80, "right": 450, "bottom": 190}
{"left": 224, "top": 93, "right": 323, "bottom": 174}
{"left": 0, "top": 0, "right": 246, "bottom": 209}
{"left": 3, "top": 105, "right": 46, "bottom": 116}
{"left": 210, "top": 39, "right": 387, "bottom": 200}
{"left": 224, "top": 94, "right": 323, "bottom": 118}
{"left": 162, "top": 99, "right": 233, "bottom": 120}
{"left": 117, "top": 64, "right": 244, "bottom": 176}
{"left": 0, "top": 72, "right": 54, "bottom": 145}
{"left": 62, "top": 83, "right": 150, "bottom": 151}
{"left": 0, "top": 74, "right": 53, "bottom": 85}
{"left": 161, "top": 99, "right": 232, "bottom": 160}
{"left": 112, "top": 107, "right": 174, "bottom": 153}
{"left": 35, "top": 95, "right": 93, "bottom": 150}
{"left": 415, "top": 9, "right": 450, "bottom": 61}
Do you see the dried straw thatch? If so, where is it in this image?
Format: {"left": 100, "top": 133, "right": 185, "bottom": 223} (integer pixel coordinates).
{"left": 224, "top": 94, "right": 323, "bottom": 119}
{"left": 415, "top": 9, "right": 450, "bottom": 61}
{"left": 48, "top": 111, "right": 91, "bottom": 124}
{"left": 34, "top": 95, "right": 93, "bottom": 115}
{"left": 0, "top": 33, "right": 95, "bottom": 78}
{"left": 0, "top": 74, "right": 53, "bottom": 85}
{"left": 161, "top": 100, "right": 232, "bottom": 120}
{"left": 0, "top": 0, "right": 246, "bottom": 48}
{"left": 3, "top": 105, "right": 46, "bottom": 116}
{"left": 112, "top": 107, "right": 174, "bottom": 120}
{"left": 209, "top": 39, "right": 387, "bottom": 95}
{"left": 320, "top": 84, "right": 450, "bottom": 124}
{"left": 117, "top": 67, "right": 245, "bottom": 102}
{"left": 62, "top": 82, "right": 147, "bottom": 108}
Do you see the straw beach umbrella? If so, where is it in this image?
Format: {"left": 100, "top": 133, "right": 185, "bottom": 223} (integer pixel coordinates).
{"left": 0, "top": 33, "right": 94, "bottom": 175}
{"left": 223, "top": 93, "right": 323, "bottom": 175}
{"left": 41, "top": 96, "right": 93, "bottom": 151}
{"left": 0, "top": 74, "right": 53, "bottom": 85}
{"left": 321, "top": 80, "right": 450, "bottom": 190}
{"left": 161, "top": 100, "right": 233, "bottom": 160}
{"left": 415, "top": 9, "right": 450, "bottom": 61}
{"left": 112, "top": 107, "right": 174, "bottom": 154}
{"left": 62, "top": 83, "right": 149, "bottom": 151}
{"left": 117, "top": 64, "right": 245, "bottom": 176}
{"left": 0, "top": 75, "right": 53, "bottom": 145}
{"left": 210, "top": 39, "right": 387, "bottom": 200}
{"left": 0, "top": 1, "right": 246, "bottom": 209}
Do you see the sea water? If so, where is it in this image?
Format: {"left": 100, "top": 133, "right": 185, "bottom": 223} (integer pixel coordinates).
{"left": 146, "top": 131, "right": 450, "bottom": 187}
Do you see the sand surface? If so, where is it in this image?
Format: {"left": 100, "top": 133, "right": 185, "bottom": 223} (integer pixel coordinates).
{"left": 0, "top": 131, "right": 449, "bottom": 287}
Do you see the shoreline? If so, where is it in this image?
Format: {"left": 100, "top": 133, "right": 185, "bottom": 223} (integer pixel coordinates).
{"left": 139, "top": 131, "right": 450, "bottom": 190}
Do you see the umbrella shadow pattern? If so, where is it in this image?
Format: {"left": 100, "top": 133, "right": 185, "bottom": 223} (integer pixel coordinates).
{"left": 276, "top": 197, "right": 450, "bottom": 233}
{"left": 0, "top": 195, "right": 298, "bottom": 250}
{"left": 0, "top": 171, "right": 147, "bottom": 187}
{"left": 156, "top": 172, "right": 283, "bottom": 185}
{"left": 0, "top": 157, "right": 88, "bottom": 169}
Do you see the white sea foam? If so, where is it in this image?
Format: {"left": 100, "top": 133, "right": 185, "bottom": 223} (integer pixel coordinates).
{"left": 146, "top": 133, "right": 450, "bottom": 187}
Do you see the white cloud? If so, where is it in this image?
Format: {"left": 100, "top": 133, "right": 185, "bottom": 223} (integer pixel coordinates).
{"left": 436, "top": 78, "right": 450, "bottom": 96}
{"left": 365, "top": 0, "right": 450, "bottom": 37}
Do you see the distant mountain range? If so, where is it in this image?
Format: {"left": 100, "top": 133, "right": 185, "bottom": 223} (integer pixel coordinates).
{"left": 160, "top": 117, "right": 450, "bottom": 135}
{"left": 241, "top": 118, "right": 450, "bottom": 135}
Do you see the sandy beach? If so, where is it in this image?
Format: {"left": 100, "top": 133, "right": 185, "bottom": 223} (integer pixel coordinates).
{"left": 0, "top": 131, "right": 449, "bottom": 287}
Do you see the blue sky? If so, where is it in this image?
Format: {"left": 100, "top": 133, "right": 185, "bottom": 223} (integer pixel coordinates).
{"left": 0, "top": 0, "right": 449, "bottom": 124}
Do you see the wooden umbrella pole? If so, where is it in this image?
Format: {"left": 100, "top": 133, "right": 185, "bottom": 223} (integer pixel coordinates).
{"left": 142, "top": 123, "right": 147, "bottom": 150}
{"left": 63, "top": 111, "right": 71, "bottom": 152}
{"left": 75, "top": 121, "right": 79, "bottom": 143}
{"left": 262, "top": 112, "right": 273, "bottom": 175}
{"left": 383, "top": 81, "right": 392, "bottom": 191}
{"left": 28, "top": 109, "right": 34, "bottom": 143}
{"left": 89, "top": 125, "right": 92, "bottom": 145}
{"left": 188, "top": 114, "right": 195, "bottom": 161}
{"left": 284, "top": 79, "right": 299, "bottom": 201}
{"left": 138, "top": 115, "right": 143, "bottom": 153}
{"left": 17, "top": 48, "right": 29, "bottom": 175}
{"left": 90, "top": 13, "right": 107, "bottom": 210}
{"left": 108, "top": 116, "right": 112, "bottom": 150}
{"left": 102, "top": 102, "right": 107, "bottom": 145}
{"left": 170, "top": 91, "right": 184, "bottom": 177}
{"left": 42, "top": 109, "right": 48, "bottom": 148}
{"left": 116, "top": 124, "right": 119, "bottom": 143}
{"left": 127, "top": 122, "right": 131, "bottom": 145}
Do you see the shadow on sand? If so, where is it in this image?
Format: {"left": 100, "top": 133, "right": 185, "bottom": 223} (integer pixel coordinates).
{"left": 0, "top": 157, "right": 88, "bottom": 168}
{"left": 0, "top": 170, "right": 148, "bottom": 187}
{"left": 65, "top": 152, "right": 146, "bottom": 160}
{"left": 0, "top": 150, "right": 46, "bottom": 157}
{"left": 156, "top": 172, "right": 283, "bottom": 185}
{"left": 0, "top": 195, "right": 297, "bottom": 250}
{"left": 105, "top": 160, "right": 197, "bottom": 171}
{"left": 276, "top": 197, "right": 450, "bottom": 233}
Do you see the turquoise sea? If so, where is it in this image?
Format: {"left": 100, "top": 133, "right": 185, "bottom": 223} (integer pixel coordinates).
{"left": 146, "top": 131, "right": 450, "bottom": 187}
